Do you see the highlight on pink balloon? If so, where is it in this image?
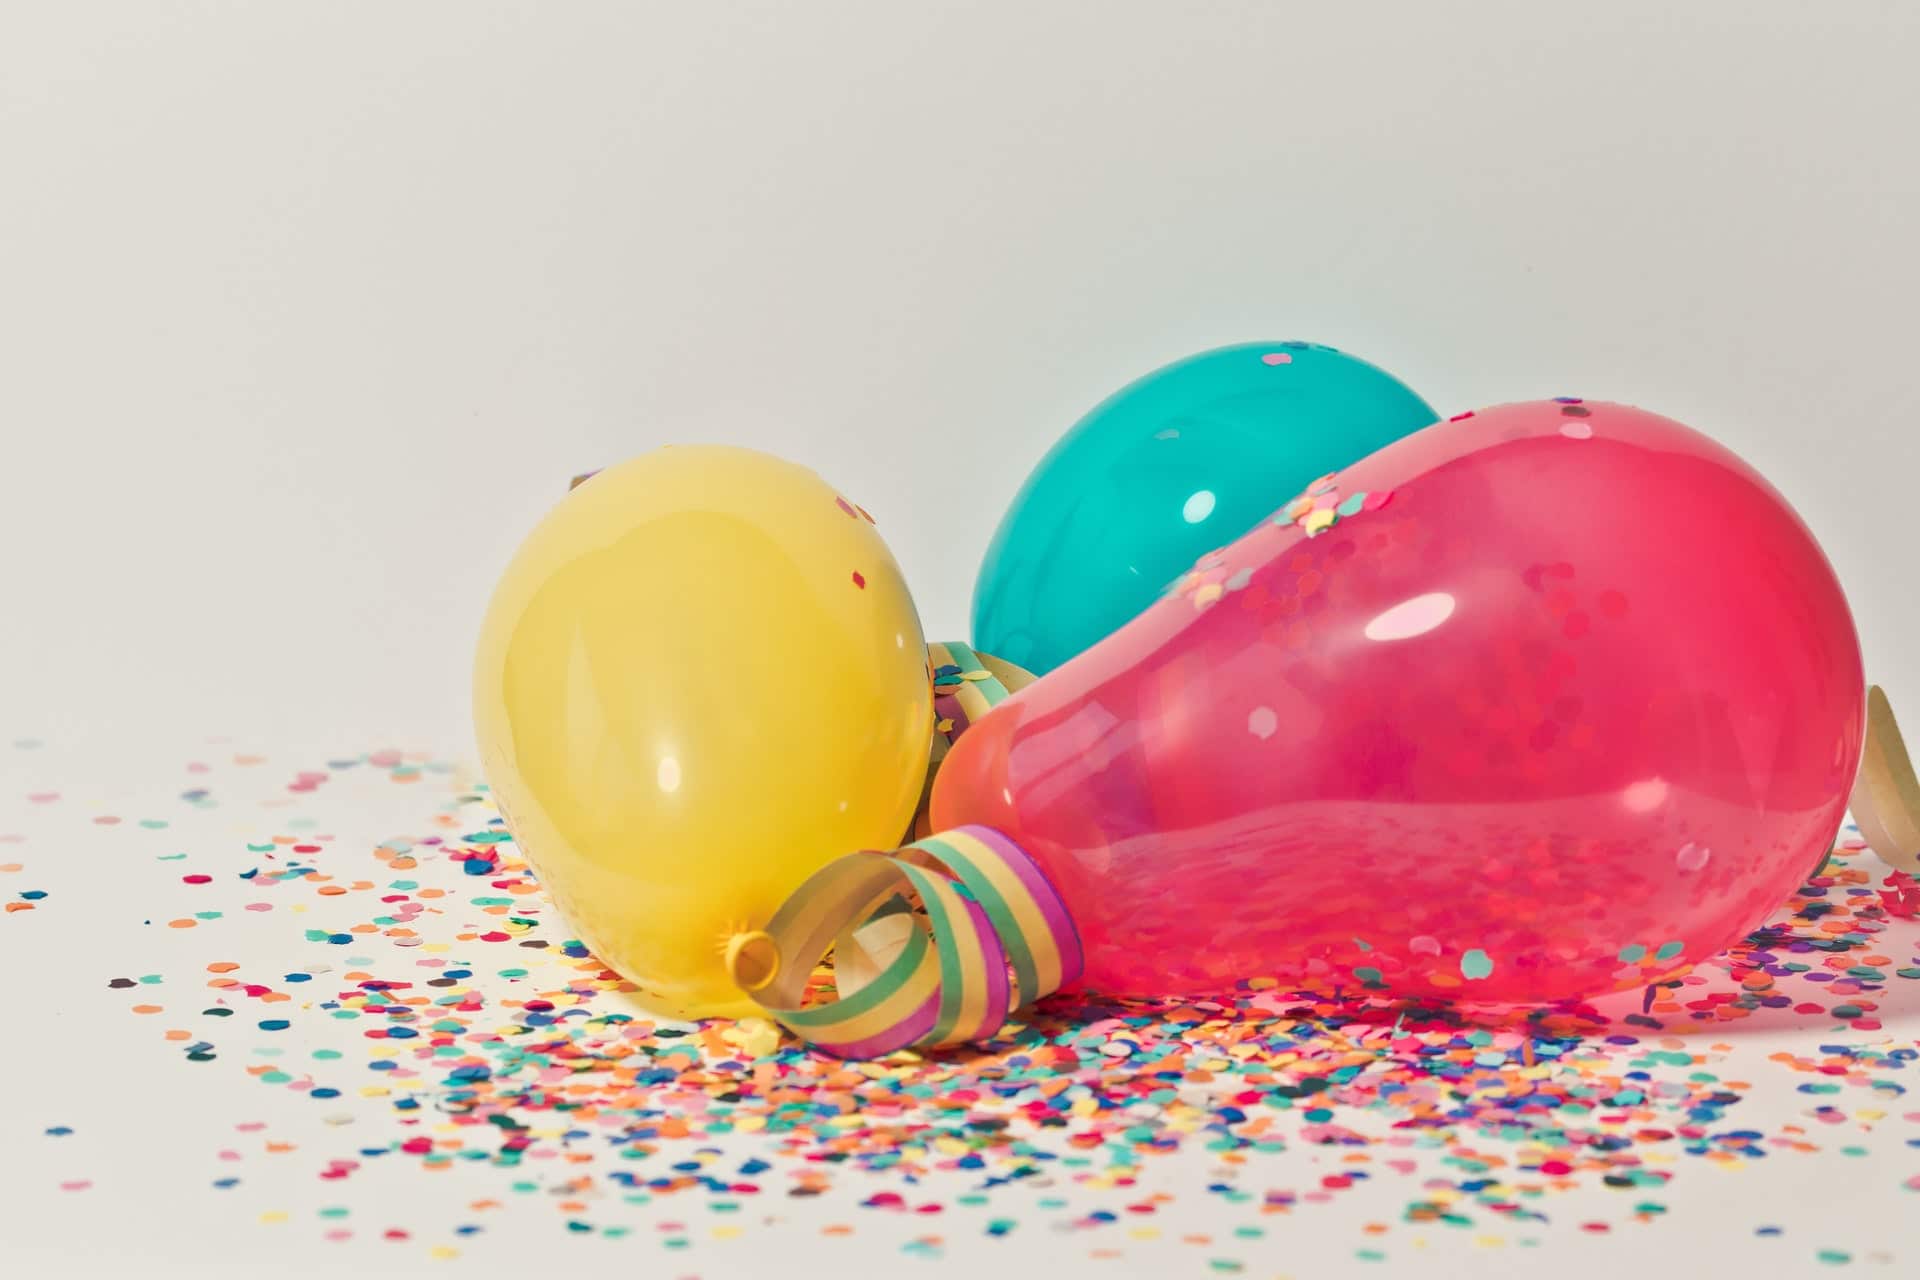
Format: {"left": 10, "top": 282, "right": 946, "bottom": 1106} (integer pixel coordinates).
{"left": 932, "top": 398, "right": 1866, "bottom": 1005}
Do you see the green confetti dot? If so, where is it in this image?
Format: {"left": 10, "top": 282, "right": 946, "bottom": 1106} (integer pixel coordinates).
{"left": 1460, "top": 949, "right": 1494, "bottom": 980}
{"left": 1654, "top": 940, "right": 1684, "bottom": 961}
{"left": 1817, "top": 1249, "right": 1851, "bottom": 1265}
{"left": 1618, "top": 943, "right": 1648, "bottom": 963}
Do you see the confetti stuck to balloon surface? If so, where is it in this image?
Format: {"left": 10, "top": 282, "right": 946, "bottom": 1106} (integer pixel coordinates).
{"left": 6, "top": 742, "right": 1916, "bottom": 1270}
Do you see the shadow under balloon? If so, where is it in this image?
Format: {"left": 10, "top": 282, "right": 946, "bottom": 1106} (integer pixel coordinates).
{"left": 939, "top": 849, "right": 1918, "bottom": 1067}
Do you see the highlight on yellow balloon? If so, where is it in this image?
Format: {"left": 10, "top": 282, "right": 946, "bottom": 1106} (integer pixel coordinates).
{"left": 473, "top": 445, "right": 933, "bottom": 1020}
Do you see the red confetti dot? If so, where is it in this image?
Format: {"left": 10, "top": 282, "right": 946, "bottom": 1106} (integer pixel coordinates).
{"left": 851, "top": 571, "right": 866, "bottom": 589}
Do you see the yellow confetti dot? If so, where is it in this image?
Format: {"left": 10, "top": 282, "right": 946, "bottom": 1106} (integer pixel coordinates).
{"left": 430, "top": 1245, "right": 459, "bottom": 1260}
{"left": 724, "top": 1017, "right": 782, "bottom": 1058}
{"left": 1194, "top": 584, "right": 1224, "bottom": 608}
{"left": 1302, "top": 508, "right": 1337, "bottom": 535}
{"left": 260, "top": 1211, "right": 288, "bottom": 1225}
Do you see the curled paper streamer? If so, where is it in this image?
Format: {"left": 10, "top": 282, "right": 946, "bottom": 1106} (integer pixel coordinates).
{"left": 915, "top": 642, "right": 1036, "bottom": 840}
{"left": 731, "top": 643, "right": 1076, "bottom": 1057}
{"left": 727, "top": 827, "right": 1083, "bottom": 1058}
{"left": 1851, "top": 685, "right": 1920, "bottom": 874}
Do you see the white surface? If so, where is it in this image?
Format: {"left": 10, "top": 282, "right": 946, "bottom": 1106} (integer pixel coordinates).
{"left": 3, "top": 2, "right": 1918, "bottom": 749}
{"left": 0, "top": 737, "right": 1913, "bottom": 1280}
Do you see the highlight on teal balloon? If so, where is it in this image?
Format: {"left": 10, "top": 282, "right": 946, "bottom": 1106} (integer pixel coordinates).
{"left": 971, "top": 341, "right": 1438, "bottom": 674}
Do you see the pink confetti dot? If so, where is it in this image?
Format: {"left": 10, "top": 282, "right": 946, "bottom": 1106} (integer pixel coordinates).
{"left": 1260, "top": 352, "right": 1293, "bottom": 366}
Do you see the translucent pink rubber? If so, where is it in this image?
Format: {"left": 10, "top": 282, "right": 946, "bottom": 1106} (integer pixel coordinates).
{"left": 934, "top": 400, "right": 1865, "bottom": 1003}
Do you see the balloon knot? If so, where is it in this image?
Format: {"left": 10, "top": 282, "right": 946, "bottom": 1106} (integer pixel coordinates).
{"left": 723, "top": 930, "right": 782, "bottom": 993}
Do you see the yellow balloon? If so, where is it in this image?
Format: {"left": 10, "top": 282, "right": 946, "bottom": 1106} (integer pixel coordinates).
{"left": 473, "top": 445, "right": 932, "bottom": 1019}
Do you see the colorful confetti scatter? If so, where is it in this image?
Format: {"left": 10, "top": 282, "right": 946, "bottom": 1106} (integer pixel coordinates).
{"left": 2, "top": 742, "right": 1915, "bottom": 1272}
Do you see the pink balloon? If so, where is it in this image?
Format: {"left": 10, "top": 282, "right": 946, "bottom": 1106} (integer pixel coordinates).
{"left": 935, "top": 400, "right": 1865, "bottom": 1002}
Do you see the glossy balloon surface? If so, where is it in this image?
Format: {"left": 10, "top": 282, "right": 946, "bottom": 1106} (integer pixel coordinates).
{"left": 973, "top": 343, "right": 1436, "bottom": 674}
{"left": 474, "top": 446, "right": 931, "bottom": 1020}
{"left": 935, "top": 401, "right": 1865, "bottom": 1003}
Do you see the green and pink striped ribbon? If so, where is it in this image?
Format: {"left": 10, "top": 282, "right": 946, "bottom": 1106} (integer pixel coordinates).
{"left": 731, "top": 641, "right": 1078, "bottom": 1058}
{"left": 734, "top": 826, "right": 1084, "bottom": 1058}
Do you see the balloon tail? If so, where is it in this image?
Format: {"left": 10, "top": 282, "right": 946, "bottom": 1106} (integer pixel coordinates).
{"left": 1850, "top": 684, "right": 1920, "bottom": 873}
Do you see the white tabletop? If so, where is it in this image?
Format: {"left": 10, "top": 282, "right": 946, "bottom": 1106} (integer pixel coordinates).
{"left": 3, "top": 733, "right": 1912, "bottom": 1279}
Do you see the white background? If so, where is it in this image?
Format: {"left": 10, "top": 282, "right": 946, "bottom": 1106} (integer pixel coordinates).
{"left": 3, "top": 1, "right": 1917, "bottom": 753}
{"left": 4, "top": 8, "right": 1920, "bottom": 1278}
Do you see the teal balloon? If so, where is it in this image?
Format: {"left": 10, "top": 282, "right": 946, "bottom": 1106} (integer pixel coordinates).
{"left": 973, "top": 342, "right": 1437, "bottom": 674}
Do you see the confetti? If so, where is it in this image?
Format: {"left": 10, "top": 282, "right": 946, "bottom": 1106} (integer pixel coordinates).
{"left": 8, "top": 743, "right": 1915, "bottom": 1266}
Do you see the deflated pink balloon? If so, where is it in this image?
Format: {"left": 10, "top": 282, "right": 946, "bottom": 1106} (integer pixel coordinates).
{"left": 934, "top": 400, "right": 1865, "bottom": 1002}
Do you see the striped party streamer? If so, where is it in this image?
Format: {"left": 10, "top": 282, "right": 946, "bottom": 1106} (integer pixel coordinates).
{"left": 726, "top": 642, "right": 1066, "bottom": 1058}
{"left": 732, "top": 826, "right": 1084, "bottom": 1058}
{"left": 915, "top": 642, "right": 1036, "bottom": 840}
